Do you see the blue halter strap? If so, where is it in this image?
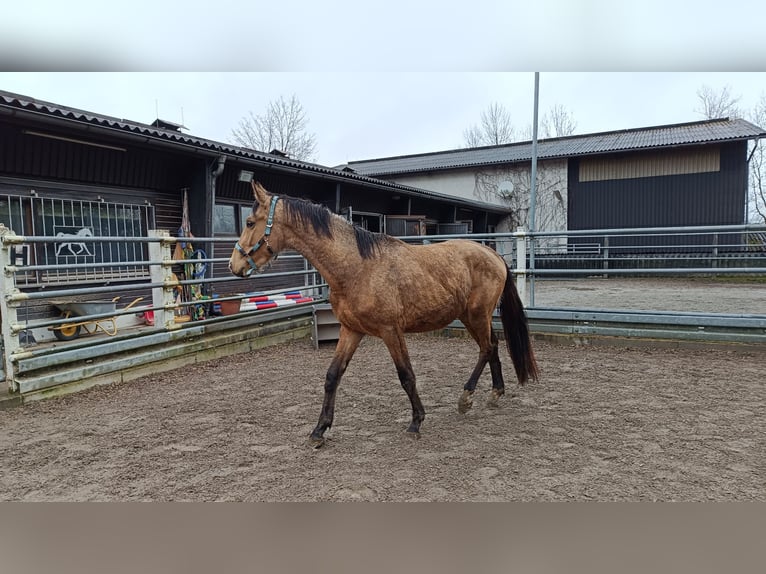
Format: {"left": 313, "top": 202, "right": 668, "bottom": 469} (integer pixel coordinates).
{"left": 235, "top": 195, "right": 279, "bottom": 275}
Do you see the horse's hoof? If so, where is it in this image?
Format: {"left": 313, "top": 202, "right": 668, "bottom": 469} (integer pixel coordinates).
{"left": 309, "top": 435, "right": 325, "bottom": 449}
{"left": 406, "top": 429, "right": 421, "bottom": 439}
{"left": 486, "top": 389, "right": 504, "bottom": 408}
{"left": 458, "top": 390, "right": 474, "bottom": 414}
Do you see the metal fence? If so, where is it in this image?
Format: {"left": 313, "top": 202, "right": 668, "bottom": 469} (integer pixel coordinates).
{"left": 398, "top": 223, "right": 766, "bottom": 297}
{"left": 0, "top": 228, "right": 326, "bottom": 394}
{"left": 2, "top": 221, "right": 766, "bottom": 397}
{"left": 398, "top": 223, "right": 766, "bottom": 345}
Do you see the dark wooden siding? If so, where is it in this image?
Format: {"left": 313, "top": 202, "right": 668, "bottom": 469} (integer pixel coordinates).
{"left": 0, "top": 123, "right": 209, "bottom": 236}
{"left": 568, "top": 141, "right": 748, "bottom": 231}
{"left": 214, "top": 167, "right": 497, "bottom": 233}
{"left": 1, "top": 125, "right": 195, "bottom": 190}
{"left": 215, "top": 167, "right": 333, "bottom": 204}
{"left": 567, "top": 141, "right": 748, "bottom": 252}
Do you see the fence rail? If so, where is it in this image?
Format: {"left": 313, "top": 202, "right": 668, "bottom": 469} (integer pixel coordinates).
{"left": 399, "top": 223, "right": 766, "bottom": 306}
{"left": 2, "top": 222, "right": 766, "bottom": 399}
{"left": 401, "top": 223, "right": 766, "bottom": 345}
{"left": 0, "top": 227, "right": 326, "bottom": 394}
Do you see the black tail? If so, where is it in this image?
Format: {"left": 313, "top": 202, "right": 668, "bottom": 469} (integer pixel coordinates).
{"left": 499, "top": 267, "right": 539, "bottom": 384}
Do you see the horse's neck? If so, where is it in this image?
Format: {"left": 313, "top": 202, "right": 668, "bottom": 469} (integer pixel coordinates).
{"left": 281, "top": 217, "right": 360, "bottom": 293}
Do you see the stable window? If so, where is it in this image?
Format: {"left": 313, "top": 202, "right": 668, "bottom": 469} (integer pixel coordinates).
{"left": 214, "top": 202, "right": 251, "bottom": 236}
{"left": 214, "top": 204, "right": 237, "bottom": 235}
{"left": 1, "top": 191, "right": 154, "bottom": 286}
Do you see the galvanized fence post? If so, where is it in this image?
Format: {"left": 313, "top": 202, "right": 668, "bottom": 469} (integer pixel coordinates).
{"left": 148, "top": 230, "right": 176, "bottom": 330}
{"left": 515, "top": 227, "right": 529, "bottom": 308}
{"left": 0, "top": 224, "right": 20, "bottom": 391}
{"left": 712, "top": 233, "right": 718, "bottom": 269}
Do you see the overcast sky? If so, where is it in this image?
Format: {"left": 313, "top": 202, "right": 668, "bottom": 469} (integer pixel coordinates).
{"left": 1, "top": 72, "right": 764, "bottom": 168}
{"left": 2, "top": 1, "right": 766, "bottom": 168}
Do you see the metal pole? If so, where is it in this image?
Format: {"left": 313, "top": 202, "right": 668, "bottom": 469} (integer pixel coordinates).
{"left": 528, "top": 72, "right": 540, "bottom": 306}
{"left": 515, "top": 228, "right": 528, "bottom": 307}
{"left": 529, "top": 72, "right": 540, "bottom": 232}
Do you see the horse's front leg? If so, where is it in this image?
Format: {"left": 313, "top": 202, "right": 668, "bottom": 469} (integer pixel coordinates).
{"left": 380, "top": 329, "right": 425, "bottom": 436}
{"left": 309, "top": 326, "right": 364, "bottom": 448}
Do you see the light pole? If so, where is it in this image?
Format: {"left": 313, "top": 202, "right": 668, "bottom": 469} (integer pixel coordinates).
{"left": 528, "top": 72, "right": 540, "bottom": 306}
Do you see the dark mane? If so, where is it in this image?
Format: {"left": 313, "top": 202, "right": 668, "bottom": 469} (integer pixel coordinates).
{"left": 281, "top": 196, "right": 390, "bottom": 259}
{"left": 352, "top": 226, "right": 391, "bottom": 259}
{"left": 281, "top": 196, "right": 334, "bottom": 239}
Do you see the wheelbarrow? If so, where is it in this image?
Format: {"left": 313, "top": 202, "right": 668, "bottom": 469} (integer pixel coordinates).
{"left": 49, "top": 296, "right": 145, "bottom": 341}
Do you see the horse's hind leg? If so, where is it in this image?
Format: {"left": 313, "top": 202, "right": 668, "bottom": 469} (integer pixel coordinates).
{"left": 309, "top": 326, "right": 364, "bottom": 448}
{"left": 381, "top": 329, "right": 425, "bottom": 436}
{"left": 486, "top": 331, "right": 506, "bottom": 408}
{"left": 458, "top": 315, "right": 505, "bottom": 413}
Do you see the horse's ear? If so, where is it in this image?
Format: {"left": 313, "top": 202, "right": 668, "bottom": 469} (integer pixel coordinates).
{"left": 251, "top": 181, "right": 269, "bottom": 205}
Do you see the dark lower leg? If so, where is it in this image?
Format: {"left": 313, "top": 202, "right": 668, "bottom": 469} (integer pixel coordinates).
{"left": 383, "top": 331, "right": 425, "bottom": 434}
{"left": 486, "top": 346, "right": 506, "bottom": 407}
{"left": 309, "top": 361, "right": 342, "bottom": 442}
{"left": 488, "top": 332, "right": 505, "bottom": 393}
{"left": 463, "top": 352, "right": 490, "bottom": 392}
{"left": 309, "top": 328, "right": 363, "bottom": 445}
{"left": 458, "top": 351, "right": 490, "bottom": 414}
{"left": 457, "top": 331, "right": 505, "bottom": 414}
{"left": 397, "top": 365, "right": 425, "bottom": 434}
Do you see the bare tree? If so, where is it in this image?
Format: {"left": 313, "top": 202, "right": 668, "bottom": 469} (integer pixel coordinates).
{"left": 464, "top": 103, "right": 575, "bottom": 234}
{"left": 519, "top": 104, "right": 578, "bottom": 140}
{"left": 463, "top": 102, "right": 515, "bottom": 147}
{"left": 231, "top": 94, "right": 317, "bottom": 162}
{"left": 695, "top": 84, "right": 742, "bottom": 119}
{"left": 541, "top": 104, "right": 578, "bottom": 138}
{"left": 694, "top": 85, "right": 765, "bottom": 224}
{"left": 747, "top": 93, "right": 766, "bottom": 224}
{"left": 474, "top": 161, "right": 567, "bottom": 235}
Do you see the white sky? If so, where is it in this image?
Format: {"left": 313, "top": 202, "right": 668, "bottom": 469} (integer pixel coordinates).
{"left": 2, "top": 1, "right": 766, "bottom": 168}
{"left": 1, "top": 72, "right": 764, "bottom": 168}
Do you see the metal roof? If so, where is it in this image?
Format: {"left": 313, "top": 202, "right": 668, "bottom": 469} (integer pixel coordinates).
{"left": 345, "top": 118, "right": 766, "bottom": 176}
{"left": 0, "top": 90, "right": 509, "bottom": 214}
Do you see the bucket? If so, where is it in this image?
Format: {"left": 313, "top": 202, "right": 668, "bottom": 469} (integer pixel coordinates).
{"left": 218, "top": 299, "right": 242, "bottom": 316}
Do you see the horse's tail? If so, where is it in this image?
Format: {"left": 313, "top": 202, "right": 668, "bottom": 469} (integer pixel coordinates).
{"left": 499, "top": 267, "right": 539, "bottom": 385}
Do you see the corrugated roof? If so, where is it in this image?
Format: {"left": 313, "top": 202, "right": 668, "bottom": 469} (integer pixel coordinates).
{"left": 0, "top": 90, "right": 508, "bottom": 214}
{"left": 346, "top": 118, "right": 766, "bottom": 176}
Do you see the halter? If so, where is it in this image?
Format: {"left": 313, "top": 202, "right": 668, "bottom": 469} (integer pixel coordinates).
{"left": 235, "top": 195, "right": 279, "bottom": 276}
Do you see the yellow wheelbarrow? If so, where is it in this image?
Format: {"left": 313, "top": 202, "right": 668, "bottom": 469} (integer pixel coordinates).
{"left": 49, "top": 296, "right": 145, "bottom": 341}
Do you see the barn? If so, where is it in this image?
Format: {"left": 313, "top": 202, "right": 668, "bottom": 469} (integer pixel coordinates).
{"left": 344, "top": 118, "right": 766, "bottom": 240}
{"left": 0, "top": 89, "right": 509, "bottom": 293}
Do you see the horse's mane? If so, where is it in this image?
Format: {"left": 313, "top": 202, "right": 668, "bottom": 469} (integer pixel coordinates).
{"left": 279, "top": 195, "right": 391, "bottom": 259}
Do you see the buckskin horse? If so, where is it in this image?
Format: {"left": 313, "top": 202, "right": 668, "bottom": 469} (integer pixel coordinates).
{"left": 229, "top": 181, "right": 538, "bottom": 447}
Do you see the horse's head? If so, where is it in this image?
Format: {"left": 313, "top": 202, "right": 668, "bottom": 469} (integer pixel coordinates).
{"left": 228, "top": 181, "right": 283, "bottom": 277}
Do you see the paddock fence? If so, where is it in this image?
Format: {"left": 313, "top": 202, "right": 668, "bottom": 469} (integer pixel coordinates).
{"left": 0, "top": 227, "right": 327, "bottom": 402}
{"left": 398, "top": 223, "right": 766, "bottom": 346}
{"left": 1, "top": 222, "right": 765, "bottom": 404}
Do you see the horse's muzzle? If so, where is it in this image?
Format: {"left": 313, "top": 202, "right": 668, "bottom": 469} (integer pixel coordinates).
{"left": 228, "top": 258, "right": 266, "bottom": 278}
{"left": 228, "top": 259, "right": 247, "bottom": 278}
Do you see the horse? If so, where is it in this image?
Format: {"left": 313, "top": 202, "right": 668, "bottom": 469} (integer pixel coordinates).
{"left": 55, "top": 227, "right": 94, "bottom": 257}
{"left": 229, "top": 181, "right": 539, "bottom": 447}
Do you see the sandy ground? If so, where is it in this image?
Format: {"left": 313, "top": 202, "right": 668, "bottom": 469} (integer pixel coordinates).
{"left": 1, "top": 329, "right": 764, "bottom": 501}
{"left": 532, "top": 277, "right": 766, "bottom": 315}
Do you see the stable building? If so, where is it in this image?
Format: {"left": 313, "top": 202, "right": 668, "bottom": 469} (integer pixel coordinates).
{"left": 0, "top": 89, "right": 509, "bottom": 293}
{"left": 345, "top": 118, "right": 766, "bottom": 239}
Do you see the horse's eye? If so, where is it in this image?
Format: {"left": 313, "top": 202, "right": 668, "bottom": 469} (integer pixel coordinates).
{"left": 246, "top": 220, "right": 255, "bottom": 229}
